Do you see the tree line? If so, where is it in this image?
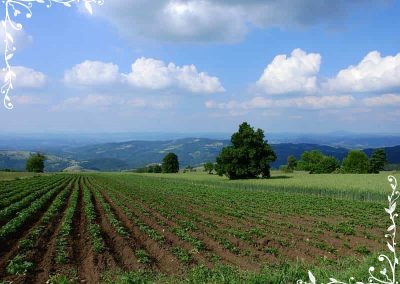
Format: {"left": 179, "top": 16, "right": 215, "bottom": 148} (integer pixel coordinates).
{"left": 281, "top": 148, "right": 386, "bottom": 174}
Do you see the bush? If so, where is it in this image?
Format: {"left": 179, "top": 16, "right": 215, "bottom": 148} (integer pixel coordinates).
{"left": 203, "top": 162, "right": 215, "bottom": 174}
{"left": 280, "top": 165, "right": 293, "bottom": 173}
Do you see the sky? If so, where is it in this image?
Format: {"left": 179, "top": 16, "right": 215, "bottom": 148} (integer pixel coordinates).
{"left": 1, "top": 0, "right": 400, "bottom": 134}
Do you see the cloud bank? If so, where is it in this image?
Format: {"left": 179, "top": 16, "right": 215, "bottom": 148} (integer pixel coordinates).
{"left": 96, "top": 0, "right": 368, "bottom": 43}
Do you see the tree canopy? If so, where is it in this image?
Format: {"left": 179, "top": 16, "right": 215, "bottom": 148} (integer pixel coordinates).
{"left": 215, "top": 122, "right": 277, "bottom": 179}
{"left": 162, "top": 153, "right": 180, "bottom": 173}
{"left": 342, "top": 150, "right": 369, "bottom": 174}
{"left": 297, "top": 150, "right": 340, "bottom": 174}
{"left": 26, "top": 153, "right": 46, "bottom": 173}
{"left": 368, "top": 149, "right": 387, "bottom": 173}
{"left": 203, "top": 162, "right": 215, "bottom": 174}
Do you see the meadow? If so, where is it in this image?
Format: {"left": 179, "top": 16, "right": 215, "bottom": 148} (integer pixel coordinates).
{"left": 0, "top": 171, "right": 398, "bottom": 283}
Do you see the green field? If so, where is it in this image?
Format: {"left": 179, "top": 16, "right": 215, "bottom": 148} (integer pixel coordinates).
{"left": 0, "top": 172, "right": 46, "bottom": 181}
{"left": 122, "top": 170, "right": 400, "bottom": 202}
{"left": 0, "top": 171, "right": 398, "bottom": 283}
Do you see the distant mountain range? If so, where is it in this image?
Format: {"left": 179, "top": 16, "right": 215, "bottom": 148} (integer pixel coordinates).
{"left": 0, "top": 138, "right": 399, "bottom": 172}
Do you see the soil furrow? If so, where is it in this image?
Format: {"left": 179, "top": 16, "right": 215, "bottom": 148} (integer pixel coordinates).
{"left": 85, "top": 178, "right": 142, "bottom": 272}
{"left": 71, "top": 177, "right": 102, "bottom": 283}
{"left": 98, "top": 187, "right": 183, "bottom": 275}
{"left": 0, "top": 178, "right": 74, "bottom": 278}
{"left": 107, "top": 188, "right": 226, "bottom": 269}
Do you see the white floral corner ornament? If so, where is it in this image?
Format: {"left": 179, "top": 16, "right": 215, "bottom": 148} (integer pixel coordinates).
{"left": 297, "top": 175, "right": 399, "bottom": 284}
{"left": 2, "top": 0, "right": 104, "bottom": 109}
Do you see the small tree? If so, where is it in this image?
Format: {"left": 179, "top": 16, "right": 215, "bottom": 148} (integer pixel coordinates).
{"left": 369, "top": 149, "right": 386, "bottom": 173}
{"left": 342, "top": 150, "right": 369, "bottom": 174}
{"left": 216, "top": 122, "right": 277, "bottom": 179}
{"left": 287, "top": 155, "right": 297, "bottom": 171}
{"left": 204, "top": 162, "right": 215, "bottom": 174}
{"left": 26, "top": 153, "right": 46, "bottom": 173}
{"left": 162, "top": 153, "right": 179, "bottom": 173}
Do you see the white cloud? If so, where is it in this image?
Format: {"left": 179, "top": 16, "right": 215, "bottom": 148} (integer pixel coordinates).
{"left": 63, "top": 58, "right": 223, "bottom": 94}
{"left": 64, "top": 60, "right": 120, "bottom": 86}
{"left": 123, "top": 58, "right": 172, "bottom": 90}
{"left": 96, "top": 0, "right": 367, "bottom": 43}
{"left": 363, "top": 94, "right": 400, "bottom": 107}
{"left": 256, "top": 49, "right": 321, "bottom": 95}
{"left": 325, "top": 51, "right": 400, "bottom": 93}
{"left": 1, "top": 66, "right": 47, "bottom": 89}
{"left": 206, "top": 95, "right": 354, "bottom": 111}
{"left": 123, "top": 57, "right": 225, "bottom": 93}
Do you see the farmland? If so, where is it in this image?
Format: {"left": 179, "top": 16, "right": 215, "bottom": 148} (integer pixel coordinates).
{"left": 0, "top": 172, "right": 398, "bottom": 283}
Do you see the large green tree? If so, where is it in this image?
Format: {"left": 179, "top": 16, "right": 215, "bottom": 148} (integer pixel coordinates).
{"left": 26, "top": 153, "right": 46, "bottom": 173}
{"left": 216, "top": 122, "right": 277, "bottom": 179}
{"left": 368, "top": 149, "right": 387, "bottom": 173}
{"left": 162, "top": 153, "right": 179, "bottom": 173}
{"left": 342, "top": 150, "right": 369, "bottom": 174}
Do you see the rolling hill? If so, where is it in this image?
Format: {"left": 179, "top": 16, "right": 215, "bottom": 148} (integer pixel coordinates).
{"left": 1, "top": 138, "right": 399, "bottom": 172}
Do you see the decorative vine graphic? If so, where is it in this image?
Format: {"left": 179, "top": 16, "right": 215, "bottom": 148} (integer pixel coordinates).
{"left": 2, "top": 0, "right": 104, "bottom": 109}
{"left": 297, "top": 175, "right": 399, "bottom": 284}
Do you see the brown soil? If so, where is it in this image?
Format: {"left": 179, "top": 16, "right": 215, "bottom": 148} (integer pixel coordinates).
{"left": 98, "top": 188, "right": 183, "bottom": 275}
{"left": 0, "top": 175, "right": 388, "bottom": 284}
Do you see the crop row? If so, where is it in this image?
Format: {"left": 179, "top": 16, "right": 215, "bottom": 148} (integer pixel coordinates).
{"left": 82, "top": 183, "right": 105, "bottom": 253}
{"left": 91, "top": 184, "right": 129, "bottom": 238}
{"left": 5, "top": 178, "right": 75, "bottom": 275}
{"left": 55, "top": 178, "right": 80, "bottom": 264}
{"left": 93, "top": 175, "right": 382, "bottom": 263}
{"left": 96, "top": 177, "right": 242, "bottom": 254}
{"left": 87, "top": 179, "right": 198, "bottom": 265}
{"left": 0, "top": 178, "right": 73, "bottom": 240}
{"left": 0, "top": 177, "right": 69, "bottom": 225}
{"left": 0, "top": 175, "right": 62, "bottom": 194}
{"left": 0, "top": 176, "right": 65, "bottom": 207}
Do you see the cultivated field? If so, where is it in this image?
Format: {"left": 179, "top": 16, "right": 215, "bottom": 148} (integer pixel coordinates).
{"left": 0, "top": 172, "right": 398, "bottom": 283}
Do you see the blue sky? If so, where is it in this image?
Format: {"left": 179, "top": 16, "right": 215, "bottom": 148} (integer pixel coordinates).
{"left": 1, "top": 0, "right": 400, "bottom": 134}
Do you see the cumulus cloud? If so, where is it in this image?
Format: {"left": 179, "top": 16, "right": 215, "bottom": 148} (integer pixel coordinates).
{"left": 1, "top": 66, "right": 47, "bottom": 89}
{"left": 64, "top": 58, "right": 224, "bottom": 94}
{"left": 96, "top": 0, "right": 368, "bottom": 43}
{"left": 363, "top": 94, "right": 400, "bottom": 107}
{"left": 256, "top": 49, "right": 321, "bottom": 95}
{"left": 206, "top": 95, "right": 354, "bottom": 111}
{"left": 325, "top": 51, "right": 400, "bottom": 93}
{"left": 123, "top": 57, "right": 225, "bottom": 93}
{"left": 64, "top": 60, "right": 120, "bottom": 86}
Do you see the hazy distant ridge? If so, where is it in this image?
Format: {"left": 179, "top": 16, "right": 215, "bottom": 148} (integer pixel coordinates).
{"left": 1, "top": 138, "right": 398, "bottom": 172}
